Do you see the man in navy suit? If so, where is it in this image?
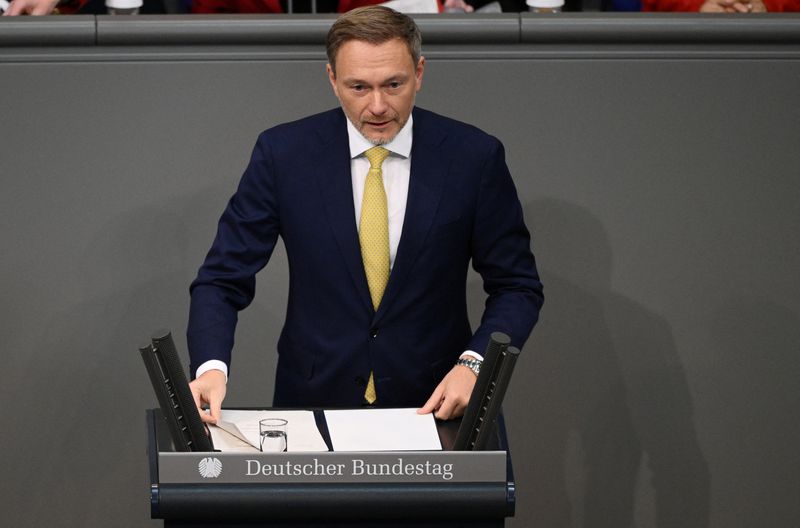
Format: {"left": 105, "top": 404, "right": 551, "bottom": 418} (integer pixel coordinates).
{"left": 188, "top": 6, "right": 543, "bottom": 423}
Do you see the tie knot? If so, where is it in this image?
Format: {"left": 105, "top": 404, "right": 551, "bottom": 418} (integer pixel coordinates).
{"left": 364, "top": 146, "right": 390, "bottom": 170}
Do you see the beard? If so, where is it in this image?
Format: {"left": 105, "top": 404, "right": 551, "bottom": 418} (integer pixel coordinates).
{"left": 349, "top": 112, "right": 407, "bottom": 146}
{"left": 366, "top": 134, "right": 390, "bottom": 146}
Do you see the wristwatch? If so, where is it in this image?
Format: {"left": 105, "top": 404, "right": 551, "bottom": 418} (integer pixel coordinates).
{"left": 456, "top": 357, "right": 482, "bottom": 376}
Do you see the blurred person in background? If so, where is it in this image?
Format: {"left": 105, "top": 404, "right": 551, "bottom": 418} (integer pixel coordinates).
{"left": 643, "top": 0, "right": 798, "bottom": 11}
{"left": 2, "top": 0, "right": 166, "bottom": 14}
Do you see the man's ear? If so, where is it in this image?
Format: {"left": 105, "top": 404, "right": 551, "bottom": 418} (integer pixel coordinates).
{"left": 326, "top": 64, "right": 339, "bottom": 98}
{"left": 415, "top": 56, "right": 425, "bottom": 92}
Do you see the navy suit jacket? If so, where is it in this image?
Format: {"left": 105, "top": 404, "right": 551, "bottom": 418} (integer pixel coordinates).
{"left": 188, "top": 106, "right": 543, "bottom": 408}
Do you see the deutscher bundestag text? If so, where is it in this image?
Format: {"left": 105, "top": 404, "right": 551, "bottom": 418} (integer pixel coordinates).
{"left": 246, "top": 458, "right": 454, "bottom": 481}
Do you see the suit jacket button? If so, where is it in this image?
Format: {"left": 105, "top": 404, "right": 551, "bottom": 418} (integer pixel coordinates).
{"left": 370, "top": 328, "right": 378, "bottom": 338}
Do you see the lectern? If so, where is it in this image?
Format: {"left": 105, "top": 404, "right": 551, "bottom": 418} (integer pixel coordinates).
{"left": 142, "top": 330, "right": 518, "bottom": 527}
{"left": 146, "top": 408, "right": 516, "bottom": 527}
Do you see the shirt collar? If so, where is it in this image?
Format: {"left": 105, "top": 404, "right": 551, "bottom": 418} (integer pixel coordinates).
{"left": 346, "top": 113, "right": 414, "bottom": 160}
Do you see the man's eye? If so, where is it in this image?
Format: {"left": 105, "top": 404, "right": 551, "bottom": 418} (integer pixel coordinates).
{"left": 352, "top": 85, "right": 364, "bottom": 92}
{"left": 388, "top": 82, "right": 402, "bottom": 89}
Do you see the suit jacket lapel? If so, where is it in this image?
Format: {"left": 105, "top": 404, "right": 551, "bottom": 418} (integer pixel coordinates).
{"left": 314, "top": 110, "right": 374, "bottom": 313}
{"left": 375, "top": 111, "right": 448, "bottom": 323}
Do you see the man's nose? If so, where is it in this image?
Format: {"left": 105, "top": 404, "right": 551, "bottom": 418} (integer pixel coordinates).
{"left": 368, "top": 91, "right": 389, "bottom": 115}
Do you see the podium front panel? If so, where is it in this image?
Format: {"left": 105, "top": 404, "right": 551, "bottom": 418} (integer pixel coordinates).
{"left": 146, "top": 409, "right": 516, "bottom": 525}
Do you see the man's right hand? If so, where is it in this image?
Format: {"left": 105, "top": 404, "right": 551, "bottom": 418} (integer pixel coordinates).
{"left": 189, "top": 369, "right": 227, "bottom": 425}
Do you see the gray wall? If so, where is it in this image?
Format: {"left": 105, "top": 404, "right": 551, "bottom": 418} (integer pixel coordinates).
{"left": 1, "top": 14, "right": 799, "bottom": 528}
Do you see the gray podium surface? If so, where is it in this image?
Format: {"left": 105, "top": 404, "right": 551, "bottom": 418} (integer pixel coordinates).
{"left": 1, "top": 14, "right": 799, "bottom": 528}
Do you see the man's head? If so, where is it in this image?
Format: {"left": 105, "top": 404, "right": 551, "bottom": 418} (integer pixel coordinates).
{"left": 326, "top": 6, "right": 425, "bottom": 145}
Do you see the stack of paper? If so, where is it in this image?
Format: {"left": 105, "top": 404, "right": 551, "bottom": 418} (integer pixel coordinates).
{"left": 325, "top": 408, "right": 442, "bottom": 452}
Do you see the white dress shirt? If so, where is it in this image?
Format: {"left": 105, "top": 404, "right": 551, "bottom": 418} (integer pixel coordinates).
{"left": 347, "top": 115, "right": 412, "bottom": 268}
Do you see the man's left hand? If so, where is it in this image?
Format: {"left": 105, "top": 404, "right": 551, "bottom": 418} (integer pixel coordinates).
{"left": 417, "top": 362, "right": 477, "bottom": 420}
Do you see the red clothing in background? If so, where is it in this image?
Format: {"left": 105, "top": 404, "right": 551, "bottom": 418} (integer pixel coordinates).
{"left": 54, "top": 0, "right": 89, "bottom": 13}
{"left": 192, "top": 0, "right": 282, "bottom": 12}
{"left": 643, "top": 0, "right": 799, "bottom": 10}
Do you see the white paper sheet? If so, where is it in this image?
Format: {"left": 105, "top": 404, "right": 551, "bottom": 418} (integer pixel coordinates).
{"left": 209, "top": 425, "right": 258, "bottom": 452}
{"left": 325, "top": 408, "right": 442, "bottom": 452}
{"left": 209, "top": 409, "right": 328, "bottom": 452}
{"left": 382, "top": 0, "right": 439, "bottom": 13}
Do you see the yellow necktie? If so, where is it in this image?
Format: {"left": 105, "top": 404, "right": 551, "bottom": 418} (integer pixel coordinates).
{"left": 360, "top": 146, "right": 390, "bottom": 404}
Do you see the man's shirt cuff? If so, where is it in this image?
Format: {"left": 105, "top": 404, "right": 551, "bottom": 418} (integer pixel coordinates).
{"left": 461, "top": 350, "right": 484, "bottom": 362}
{"left": 196, "top": 359, "right": 229, "bottom": 381}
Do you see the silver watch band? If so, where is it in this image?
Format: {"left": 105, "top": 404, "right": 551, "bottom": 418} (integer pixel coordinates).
{"left": 456, "top": 357, "right": 482, "bottom": 376}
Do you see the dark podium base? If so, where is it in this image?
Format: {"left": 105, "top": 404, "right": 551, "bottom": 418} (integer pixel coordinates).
{"left": 147, "top": 409, "right": 514, "bottom": 528}
{"left": 166, "top": 520, "right": 503, "bottom": 528}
